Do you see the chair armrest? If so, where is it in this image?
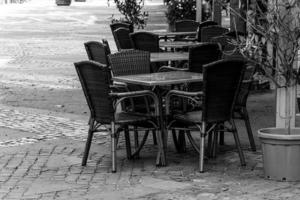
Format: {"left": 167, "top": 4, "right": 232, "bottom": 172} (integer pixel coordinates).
{"left": 158, "top": 66, "right": 188, "bottom": 72}
{"left": 110, "top": 90, "right": 159, "bottom": 116}
{"left": 165, "top": 90, "right": 203, "bottom": 115}
{"left": 242, "top": 79, "right": 252, "bottom": 84}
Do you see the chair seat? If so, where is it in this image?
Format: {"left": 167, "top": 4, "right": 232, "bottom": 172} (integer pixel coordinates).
{"left": 174, "top": 111, "right": 202, "bottom": 124}
{"left": 115, "top": 111, "right": 153, "bottom": 124}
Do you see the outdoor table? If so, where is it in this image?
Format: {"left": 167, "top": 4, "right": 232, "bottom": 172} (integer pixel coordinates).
{"left": 112, "top": 71, "right": 203, "bottom": 166}
{"left": 160, "top": 41, "right": 202, "bottom": 49}
{"left": 150, "top": 52, "right": 188, "bottom": 63}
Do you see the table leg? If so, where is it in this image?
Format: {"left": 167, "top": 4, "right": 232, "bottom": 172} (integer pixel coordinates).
{"left": 155, "top": 88, "right": 167, "bottom": 166}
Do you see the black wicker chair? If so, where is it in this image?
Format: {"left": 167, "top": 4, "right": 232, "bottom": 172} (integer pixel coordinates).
{"left": 74, "top": 60, "right": 160, "bottom": 172}
{"left": 186, "top": 42, "right": 223, "bottom": 96}
{"left": 113, "top": 27, "right": 133, "bottom": 51}
{"left": 108, "top": 49, "right": 158, "bottom": 151}
{"left": 110, "top": 22, "right": 134, "bottom": 33}
{"left": 84, "top": 41, "right": 110, "bottom": 65}
{"left": 200, "top": 25, "right": 229, "bottom": 42}
{"left": 110, "top": 22, "right": 134, "bottom": 51}
{"left": 130, "top": 31, "right": 160, "bottom": 53}
{"left": 196, "top": 20, "right": 218, "bottom": 41}
{"left": 130, "top": 31, "right": 165, "bottom": 72}
{"left": 211, "top": 35, "right": 257, "bottom": 151}
{"left": 174, "top": 19, "right": 199, "bottom": 41}
{"left": 102, "top": 39, "right": 111, "bottom": 55}
{"left": 165, "top": 59, "right": 246, "bottom": 172}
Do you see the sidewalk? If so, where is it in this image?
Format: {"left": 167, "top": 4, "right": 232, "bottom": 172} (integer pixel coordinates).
{"left": 0, "top": 1, "right": 299, "bottom": 200}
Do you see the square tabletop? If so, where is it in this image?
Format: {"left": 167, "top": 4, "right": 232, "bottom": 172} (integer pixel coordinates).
{"left": 160, "top": 41, "right": 202, "bottom": 49}
{"left": 112, "top": 71, "right": 203, "bottom": 87}
{"left": 150, "top": 52, "right": 189, "bottom": 62}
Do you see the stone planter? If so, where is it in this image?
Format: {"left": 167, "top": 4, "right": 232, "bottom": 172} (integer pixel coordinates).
{"left": 258, "top": 128, "right": 300, "bottom": 181}
{"left": 56, "top": 0, "right": 71, "bottom": 6}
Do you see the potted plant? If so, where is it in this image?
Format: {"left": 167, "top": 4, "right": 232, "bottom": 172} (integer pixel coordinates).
{"left": 108, "top": 0, "right": 148, "bottom": 29}
{"left": 227, "top": 0, "right": 300, "bottom": 181}
{"left": 56, "top": 0, "right": 71, "bottom": 6}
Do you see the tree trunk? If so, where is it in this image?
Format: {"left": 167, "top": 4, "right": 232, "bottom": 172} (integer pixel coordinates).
{"left": 276, "top": 86, "right": 296, "bottom": 128}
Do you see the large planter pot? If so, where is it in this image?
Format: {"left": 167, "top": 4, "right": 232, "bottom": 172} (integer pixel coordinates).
{"left": 258, "top": 128, "right": 300, "bottom": 181}
{"left": 56, "top": 0, "right": 71, "bottom": 6}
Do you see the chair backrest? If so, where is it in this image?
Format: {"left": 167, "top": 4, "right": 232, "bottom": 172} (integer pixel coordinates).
{"left": 84, "top": 41, "right": 110, "bottom": 65}
{"left": 235, "top": 64, "right": 256, "bottom": 107}
{"left": 175, "top": 19, "right": 199, "bottom": 32}
{"left": 108, "top": 49, "right": 151, "bottom": 76}
{"left": 197, "top": 20, "right": 218, "bottom": 41}
{"left": 200, "top": 25, "right": 229, "bottom": 42}
{"left": 188, "top": 43, "right": 222, "bottom": 73}
{"left": 102, "top": 39, "right": 111, "bottom": 55}
{"left": 113, "top": 27, "right": 133, "bottom": 51}
{"left": 110, "top": 22, "right": 134, "bottom": 33}
{"left": 74, "top": 61, "right": 114, "bottom": 124}
{"left": 130, "top": 32, "right": 159, "bottom": 53}
{"left": 202, "top": 59, "right": 245, "bottom": 123}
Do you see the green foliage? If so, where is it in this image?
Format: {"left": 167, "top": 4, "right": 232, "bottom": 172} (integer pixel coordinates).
{"left": 165, "top": 0, "right": 196, "bottom": 24}
{"left": 108, "top": 0, "right": 148, "bottom": 29}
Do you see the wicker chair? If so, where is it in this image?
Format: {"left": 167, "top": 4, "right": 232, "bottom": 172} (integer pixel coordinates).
{"left": 200, "top": 25, "right": 229, "bottom": 42}
{"left": 188, "top": 42, "right": 223, "bottom": 90}
{"left": 211, "top": 35, "right": 257, "bottom": 151}
{"left": 174, "top": 19, "right": 199, "bottom": 41}
{"left": 102, "top": 39, "right": 111, "bottom": 55}
{"left": 84, "top": 41, "right": 110, "bottom": 65}
{"left": 74, "top": 60, "right": 160, "bottom": 172}
{"left": 110, "top": 22, "right": 134, "bottom": 33}
{"left": 113, "top": 27, "right": 133, "bottom": 51}
{"left": 108, "top": 49, "right": 158, "bottom": 150}
{"left": 110, "top": 22, "right": 134, "bottom": 51}
{"left": 130, "top": 31, "right": 160, "bottom": 53}
{"left": 165, "top": 59, "right": 246, "bottom": 172}
{"left": 196, "top": 20, "right": 218, "bottom": 41}
{"left": 130, "top": 31, "right": 165, "bottom": 72}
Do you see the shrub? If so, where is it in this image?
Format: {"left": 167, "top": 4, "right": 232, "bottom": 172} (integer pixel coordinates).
{"left": 108, "top": 0, "right": 148, "bottom": 29}
{"left": 164, "top": 0, "right": 196, "bottom": 25}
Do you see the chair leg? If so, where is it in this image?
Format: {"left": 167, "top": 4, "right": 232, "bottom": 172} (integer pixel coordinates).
{"left": 152, "top": 130, "right": 157, "bottom": 145}
{"left": 199, "top": 123, "right": 206, "bottom": 173}
{"left": 242, "top": 107, "right": 256, "bottom": 151}
{"left": 124, "top": 126, "right": 132, "bottom": 160}
{"left": 219, "top": 123, "right": 224, "bottom": 145}
{"left": 172, "top": 129, "right": 181, "bottom": 153}
{"left": 178, "top": 130, "right": 186, "bottom": 153}
{"left": 231, "top": 120, "right": 246, "bottom": 166}
{"left": 211, "top": 128, "right": 218, "bottom": 158}
{"left": 207, "top": 131, "right": 213, "bottom": 158}
{"left": 82, "top": 120, "right": 94, "bottom": 166}
{"left": 134, "top": 126, "right": 139, "bottom": 158}
{"left": 111, "top": 121, "right": 117, "bottom": 173}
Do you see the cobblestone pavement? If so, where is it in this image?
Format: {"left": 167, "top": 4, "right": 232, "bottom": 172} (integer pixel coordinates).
{"left": 0, "top": 106, "right": 108, "bottom": 147}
